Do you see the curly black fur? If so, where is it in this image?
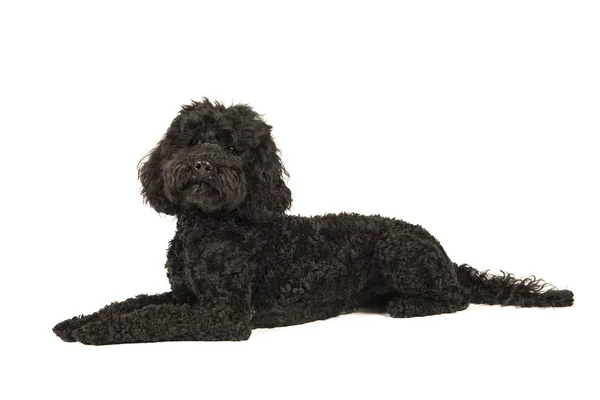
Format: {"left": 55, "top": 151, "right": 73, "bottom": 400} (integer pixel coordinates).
{"left": 53, "top": 99, "right": 574, "bottom": 345}
{"left": 456, "top": 264, "right": 573, "bottom": 307}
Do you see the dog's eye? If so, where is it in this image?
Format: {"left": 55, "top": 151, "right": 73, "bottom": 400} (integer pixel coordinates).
{"left": 225, "top": 146, "right": 243, "bottom": 155}
{"left": 189, "top": 138, "right": 198, "bottom": 146}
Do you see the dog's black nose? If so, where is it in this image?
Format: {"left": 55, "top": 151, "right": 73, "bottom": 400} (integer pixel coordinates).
{"left": 194, "top": 160, "right": 214, "bottom": 175}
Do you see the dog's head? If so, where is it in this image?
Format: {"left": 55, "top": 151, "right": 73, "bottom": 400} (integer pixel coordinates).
{"left": 138, "top": 99, "right": 291, "bottom": 221}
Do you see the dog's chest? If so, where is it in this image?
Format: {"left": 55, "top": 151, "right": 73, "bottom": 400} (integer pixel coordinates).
{"left": 176, "top": 220, "right": 263, "bottom": 272}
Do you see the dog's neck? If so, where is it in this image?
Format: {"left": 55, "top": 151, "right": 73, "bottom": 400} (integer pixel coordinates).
{"left": 176, "top": 209, "right": 240, "bottom": 226}
{"left": 175, "top": 208, "right": 285, "bottom": 229}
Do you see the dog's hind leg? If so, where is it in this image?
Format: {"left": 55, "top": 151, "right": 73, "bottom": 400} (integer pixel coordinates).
{"left": 374, "top": 230, "right": 471, "bottom": 318}
{"left": 52, "top": 292, "right": 179, "bottom": 342}
{"left": 386, "top": 287, "right": 470, "bottom": 318}
{"left": 70, "top": 302, "right": 252, "bottom": 345}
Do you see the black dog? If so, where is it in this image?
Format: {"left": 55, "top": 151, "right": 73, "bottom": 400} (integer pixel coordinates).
{"left": 53, "top": 99, "right": 574, "bottom": 345}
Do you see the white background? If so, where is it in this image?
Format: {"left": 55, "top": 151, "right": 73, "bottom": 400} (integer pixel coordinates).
{"left": 1, "top": 1, "right": 598, "bottom": 399}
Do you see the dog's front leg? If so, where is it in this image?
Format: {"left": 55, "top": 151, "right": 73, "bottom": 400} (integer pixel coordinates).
{"left": 52, "top": 291, "right": 179, "bottom": 342}
{"left": 69, "top": 267, "right": 254, "bottom": 345}
{"left": 69, "top": 300, "right": 252, "bottom": 345}
{"left": 53, "top": 243, "right": 191, "bottom": 342}
{"left": 180, "top": 264, "right": 254, "bottom": 342}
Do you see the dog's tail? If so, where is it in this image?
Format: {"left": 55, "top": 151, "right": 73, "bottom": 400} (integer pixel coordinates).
{"left": 456, "top": 263, "right": 574, "bottom": 307}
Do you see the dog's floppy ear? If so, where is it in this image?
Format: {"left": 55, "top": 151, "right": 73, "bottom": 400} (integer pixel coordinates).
{"left": 237, "top": 125, "right": 292, "bottom": 223}
{"left": 138, "top": 135, "right": 179, "bottom": 215}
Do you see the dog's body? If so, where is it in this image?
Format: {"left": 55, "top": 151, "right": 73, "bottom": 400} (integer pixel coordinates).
{"left": 171, "top": 211, "right": 464, "bottom": 331}
{"left": 53, "top": 99, "right": 574, "bottom": 345}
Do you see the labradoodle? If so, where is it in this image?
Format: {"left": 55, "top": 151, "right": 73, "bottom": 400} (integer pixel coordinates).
{"left": 53, "top": 99, "right": 574, "bottom": 345}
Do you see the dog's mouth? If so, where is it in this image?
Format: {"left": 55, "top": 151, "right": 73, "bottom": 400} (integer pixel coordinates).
{"left": 185, "top": 179, "right": 217, "bottom": 195}
{"left": 163, "top": 159, "right": 247, "bottom": 213}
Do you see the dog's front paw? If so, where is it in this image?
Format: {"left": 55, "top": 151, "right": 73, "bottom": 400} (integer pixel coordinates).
{"left": 52, "top": 316, "right": 84, "bottom": 342}
{"left": 71, "top": 320, "right": 122, "bottom": 345}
